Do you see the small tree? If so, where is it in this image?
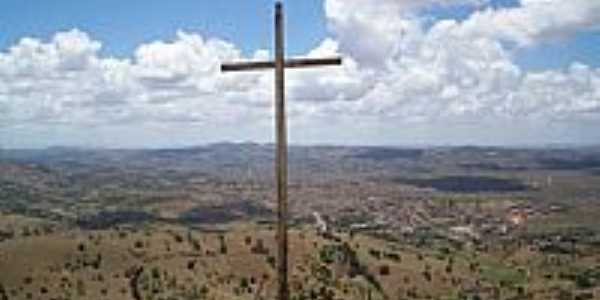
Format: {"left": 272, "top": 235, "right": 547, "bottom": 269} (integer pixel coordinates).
{"left": 0, "top": 284, "right": 8, "bottom": 300}
{"left": 445, "top": 263, "right": 453, "bottom": 274}
{"left": 240, "top": 277, "right": 249, "bottom": 289}
{"left": 22, "top": 226, "right": 31, "bottom": 237}
{"left": 173, "top": 233, "right": 184, "bottom": 243}
{"left": 423, "top": 270, "right": 432, "bottom": 282}
{"left": 187, "top": 260, "right": 196, "bottom": 271}
{"left": 134, "top": 240, "right": 144, "bottom": 249}
{"left": 379, "top": 265, "right": 390, "bottom": 276}
{"left": 76, "top": 279, "right": 86, "bottom": 296}
{"left": 369, "top": 249, "right": 382, "bottom": 260}
{"left": 266, "top": 256, "right": 276, "bottom": 269}
{"left": 152, "top": 267, "right": 161, "bottom": 279}
{"left": 219, "top": 235, "right": 228, "bottom": 254}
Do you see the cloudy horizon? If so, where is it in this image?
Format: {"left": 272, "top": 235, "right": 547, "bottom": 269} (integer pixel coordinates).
{"left": 1, "top": 0, "right": 599, "bottom": 148}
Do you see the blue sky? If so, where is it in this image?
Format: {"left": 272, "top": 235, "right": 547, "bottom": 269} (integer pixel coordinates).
{"left": 2, "top": 0, "right": 598, "bottom": 69}
{"left": 0, "top": 0, "right": 327, "bottom": 57}
{"left": 0, "top": 0, "right": 599, "bottom": 147}
{"left": 515, "top": 31, "right": 600, "bottom": 71}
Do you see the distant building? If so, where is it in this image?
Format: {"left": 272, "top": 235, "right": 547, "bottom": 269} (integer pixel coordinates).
{"left": 450, "top": 226, "right": 480, "bottom": 240}
{"left": 313, "top": 212, "right": 329, "bottom": 234}
{"left": 400, "top": 225, "right": 415, "bottom": 235}
{"left": 507, "top": 209, "right": 527, "bottom": 226}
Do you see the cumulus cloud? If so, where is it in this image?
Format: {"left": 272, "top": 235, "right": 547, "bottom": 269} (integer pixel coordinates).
{"left": 324, "top": 0, "right": 492, "bottom": 68}
{"left": 0, "top": 0, "right": 599, "bottom": 147}
{"left": 452, "top": 0, "right": 600, "bottom": 46}
{"left": 320, "top": 0, "right": 600, "bottom": 124}
{"left": 0, "top": 29, "right": 269, "bottom": 130}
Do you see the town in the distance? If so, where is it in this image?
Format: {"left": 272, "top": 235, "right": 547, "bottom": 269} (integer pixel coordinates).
{"left": 1, "top": 144, "right": 600, "bottom": 300}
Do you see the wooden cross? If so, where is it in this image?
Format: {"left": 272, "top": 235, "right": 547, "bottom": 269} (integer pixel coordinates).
{"left": 221, "top": 2, "right": 342, "bottom": 300}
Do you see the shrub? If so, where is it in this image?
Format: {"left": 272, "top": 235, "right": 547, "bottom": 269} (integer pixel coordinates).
{"left": 134, "top": 240, "right": 144, "bottom": 249}
{"left": 423, "top": 270, "right": 432, "bottom": 282}
{"left": 76, "top": 279, "right": 86, "bottom": 296}
{"left": 240, "top": 277, "right": 249, "bottom": 289}
{"left": 173, "top": 233, "right": 183, "bottom": 243}
{"left": 319, "top": 245, "right": 337, "bottom": 264}
{"left": 191, "top": 240, "right": 201, "bottom": 252}
{"left": 152, "top": 267, "right": 161, "bottom": 279}
{"left": 187, "top": 260, "right": 196, "bottom": 271}
{"left": 267, "top": 256, "right": 276, "bottom": 269}
{"left": 379, "top": 265, "right": 390, "bottom": 276}
{"left": 385, "top": 252, "right": 401, "bottom": 262}
{"left": 368, "top": 249, "right": 382, "bottom": 259}
{"left": 220, "top": 244, "right": 228, "bottom": 255}
{"left": 251, "top": 239, "right": 268, "bottom": 255}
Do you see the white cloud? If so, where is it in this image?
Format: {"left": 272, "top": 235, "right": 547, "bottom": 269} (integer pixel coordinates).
{"left": 287, "top": 39, "right": 375, "bottom": 103}
{"left": 0, "top": 0, "right": 599, "bottom": 147}
{"left": 0, "top": 29, "right": 272, "bottom": 131}
{"left": 324, "top": 0, "right": 491, "bottom": 68}
{"left": 453, "top": 0, "right": 600, "bottom": 46}
{"left": 319, "top": 0, "right": 600, "bottom": 125}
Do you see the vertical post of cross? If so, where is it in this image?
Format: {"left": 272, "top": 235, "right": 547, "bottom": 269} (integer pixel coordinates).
{"left": 274, "top": 3, "right": 288, "bottom": 300}
{"left": 220, "top": 3, "right": 341, "bottom": 299}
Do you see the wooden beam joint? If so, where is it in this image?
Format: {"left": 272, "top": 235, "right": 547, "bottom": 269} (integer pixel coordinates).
{"left": 221, "top": 57, "right": 342, "bottom": 72}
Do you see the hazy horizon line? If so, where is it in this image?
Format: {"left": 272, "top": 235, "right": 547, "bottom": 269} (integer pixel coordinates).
{"left": 2, "top": 141, "right": 600, "bottom": 151}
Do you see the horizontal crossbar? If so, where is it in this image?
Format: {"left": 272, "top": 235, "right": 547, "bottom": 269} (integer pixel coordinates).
{"left": 221, "top": 57, "right": 342, "bottom": 72}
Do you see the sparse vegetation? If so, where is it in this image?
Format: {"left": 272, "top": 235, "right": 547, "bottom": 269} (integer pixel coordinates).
{"left": 1, "top": 145, "right": 600, "bottom": 300}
